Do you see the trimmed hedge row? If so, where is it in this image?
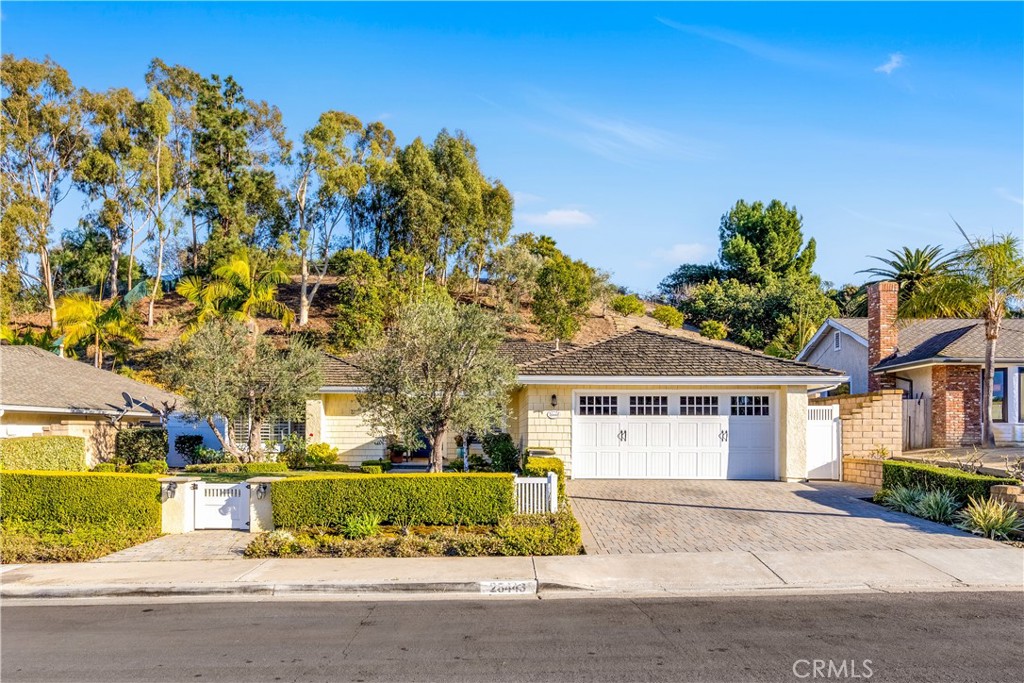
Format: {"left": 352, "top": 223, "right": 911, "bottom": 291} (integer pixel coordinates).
{"left": 523, "top": 456, "right": 566, "bottom": 500}
{"left": 882, "top": 460, "right": 1018, "bottom": 503}
{"left": 0, "top": 471, "right": 162, "bottom": 529}
{"left": 242, "top": 462, "right": 288, "bottom": 474}
{"left": 271, "top": 473, "right": 516, "bottom": 527}
{"left": 0, "top": 436, "right": 87, "bottom": 471}
{"left": 115, "top": 427, "right": 168, "bottom": 464}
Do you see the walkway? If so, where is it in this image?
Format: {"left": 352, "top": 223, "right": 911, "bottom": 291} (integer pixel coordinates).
{"left": 568, "top": 480, "right": 994, "bottom": 555}
{"left": 94, "top": 531, "right": 251, "bottom": 562}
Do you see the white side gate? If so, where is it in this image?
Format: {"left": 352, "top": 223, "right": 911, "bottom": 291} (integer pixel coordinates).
{"left": 194, "top": 483, "right": 250, "bottom": 530}
{"left": 806, "top": 405, "right": 841, "bottom": 480}
{"left": 514, "top": 473, "right": 559, "bottom": 514}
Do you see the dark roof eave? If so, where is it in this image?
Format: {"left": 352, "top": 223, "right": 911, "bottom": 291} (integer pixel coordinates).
{"left": 874, "top": 357, "right": 1024, "bottom": 373}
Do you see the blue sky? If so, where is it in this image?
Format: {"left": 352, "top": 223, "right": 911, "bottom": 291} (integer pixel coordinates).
{"left": 3, "top": 2, "right": 1022, "bottom": 292}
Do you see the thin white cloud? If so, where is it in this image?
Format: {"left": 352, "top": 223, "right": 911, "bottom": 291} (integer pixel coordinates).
{"left": 653, "top": 242, "right": 711, "bottom": 263}
{"left": 657, "top": 17, "right": 828, "bottom": 70}
{"left": 519, "top": 209, "right": 595, "bottom": 228}
{"left": 512, "top": 191, "right": 543, "bottom": 206}
{"left": 995, "top": 187, "right": 1024, "bottom": 206}
{"left": 874, "top": 53, "right": 905, "bottom": 75}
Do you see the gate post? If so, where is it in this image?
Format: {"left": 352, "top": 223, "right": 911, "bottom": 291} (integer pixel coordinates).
{"left": 159, "top": 476, "right": 201, "bottom": 534}
{"left": 547, "top": 472, "right": 559, "bottom": 513}
{"left": 246, "top": 477, "right": 285, "bottom": 533}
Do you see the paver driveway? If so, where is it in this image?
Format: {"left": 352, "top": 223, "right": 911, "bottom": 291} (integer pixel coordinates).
{"left": 94, "top": 531, "right": 250, "bottom": 562}
{"left": 568, "top": 480, "right": 995, "bottom": 554}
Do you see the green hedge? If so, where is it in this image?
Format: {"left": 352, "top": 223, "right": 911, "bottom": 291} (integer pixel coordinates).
{"left": 272, "top": 473, "right": 515, "bottom": 527}
{"left": 883, "top": 460, "right": 1018, "bottom": 503}
{"left": 184, "top": 463, "right": 241, "bottom": 473}
{"left": 0, "top": 436, "right": 87, "bottom": 472}
{"left": 361, "top": 459, "right": 393, "bottom": 472}
{"left": 241, "top": 462, "right": 288, "bottom": 474}
{"left": 115, "top": 427, "right": 168, "bottom": 464}
{"left": 174, "top": 435, "right": 205, "bottom": 464}
{"left": 523, "top": 456, "right": 566, "bottom": 500}
{"left": 0, "top": 471, "right": 161, "bottom": 529}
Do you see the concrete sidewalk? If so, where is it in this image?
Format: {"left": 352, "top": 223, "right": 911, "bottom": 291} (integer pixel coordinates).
{"left": 2, "top": 545, "right": 1022, "bottom": 600}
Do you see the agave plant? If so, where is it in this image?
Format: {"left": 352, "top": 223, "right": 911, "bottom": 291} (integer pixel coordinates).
{"left": 955, "top": 496, "right": 1024, "bottom": 540}
{"left": 914, "top": 489, "right": 961, "bottom": 524}
{"left": 881, "top": 486, "right": 926, "bottom": 514}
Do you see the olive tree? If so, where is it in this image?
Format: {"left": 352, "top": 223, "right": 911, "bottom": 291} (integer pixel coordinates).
{"left": 358, "top": 294, "right": 516, "bottom": 472}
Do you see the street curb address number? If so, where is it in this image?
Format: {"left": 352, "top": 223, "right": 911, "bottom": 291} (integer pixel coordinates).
{"left": 480, "top": 580, "right": 537, "bottom": 595}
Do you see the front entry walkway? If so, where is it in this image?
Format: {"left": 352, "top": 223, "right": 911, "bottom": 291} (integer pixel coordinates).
{"left": 568, "top": 480, "right": 996, "bottom": 555}
{"left": 94, "top": 531, "right": 251, "bottom": 562}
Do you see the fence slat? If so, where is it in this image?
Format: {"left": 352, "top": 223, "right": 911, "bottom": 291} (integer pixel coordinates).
{"left": 514, "top": 475, "right": 558, "bottom": 514}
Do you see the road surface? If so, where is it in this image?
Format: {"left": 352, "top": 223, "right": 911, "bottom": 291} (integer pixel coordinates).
{"left": 3, "top": 591, "right": 1021, "bottom": 682}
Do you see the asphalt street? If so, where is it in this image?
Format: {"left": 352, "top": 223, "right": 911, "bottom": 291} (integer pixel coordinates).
{"left": 3, "top": 591, "right": 1022, "bottom": 682}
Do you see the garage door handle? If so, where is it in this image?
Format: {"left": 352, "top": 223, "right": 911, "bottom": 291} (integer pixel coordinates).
{"left": 719, "top": 430, "right": 729, "bottom": 443}
{"left": 618, "top": 430, "right": 627, "bottom": 442}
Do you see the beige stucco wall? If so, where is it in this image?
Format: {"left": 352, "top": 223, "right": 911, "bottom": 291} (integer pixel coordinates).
{"left": 779, "top": 387, "right": 809, "bottom": 481}
{"left": 308, "top": 394, "right": 386, "bottom": 465}
{"left": 0, "top": 410, "right": 150, "bottom": 466}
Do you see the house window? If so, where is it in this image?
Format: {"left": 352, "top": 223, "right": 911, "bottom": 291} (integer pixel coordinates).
{"left": 579, "top": 395, "right": 617, "bottom": 416}
{"left": 992, "top": 368, "right": 1007, "bottom": 423}
{"left": 629, "top": 395, "right": 669, "bottom": 416}
{"left": 833, "top": 331, "right": 842, "bottom": 351}
{"left": 681, "top": 396, "right": 719, "bottom": 416}
{"left": 731, "top": 395, "right": 770, "bottom": 417}
{"left": 232, "top": 417, "right": 305, "bottom": 451}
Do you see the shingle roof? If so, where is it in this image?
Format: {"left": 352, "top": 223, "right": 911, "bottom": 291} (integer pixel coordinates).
{"left": 499, "top": 339, "right": 576, "bottom": 366}
{"left": 832, "top": 318, "right": 869, "bottom": 339}
{"left": 0, "top": 344, "right": 182, "bottom": 416}
{"left": 874, "top": 318, "right": 1024, "bottom": 370}
{"left": 517, "top": 328, "right": 844, "bottom": 378}
{"left": 321, "top": 353, "right": 369, "bottom": 387}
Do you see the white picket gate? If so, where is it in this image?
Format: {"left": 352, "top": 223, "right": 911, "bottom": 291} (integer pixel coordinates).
{"left": 514, "top": 473, "right": 559, "bottom": 514}
{"left": 806, "top": 405, "right": 841, "bottom": 480}
{"left": 193, "top": 482, "right": 250, "bottom": 530}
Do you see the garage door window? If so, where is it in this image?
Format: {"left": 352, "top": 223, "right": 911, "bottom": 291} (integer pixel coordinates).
{"left": 579, "top": 395, "right": 617, "bottom": 415}
{"left": 731, "top": 395, "right": 770, "bottom": 416}
{"left": 629, "top": 395, "right": 669, "bottom": 415}
{"left": 681, "top": 396, "right": 719, "bottom": 416}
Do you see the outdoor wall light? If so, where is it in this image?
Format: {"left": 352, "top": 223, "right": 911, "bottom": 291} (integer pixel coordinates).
{"left": 162, "top": 482, "right": 177, "bottom": 501}
{"left": 256, "top": 483, "right": 269, "bottom": 500}
{"left": 550, "top": 394, "right": 558, "bottom": 408}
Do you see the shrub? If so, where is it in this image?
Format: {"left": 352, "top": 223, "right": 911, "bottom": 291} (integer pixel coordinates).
{"left": 306, "top": 442, "right": 339, "bottom": 467}
{"left": 956, "top": 496, "right": 1024, "bottom": 540}
{"left": 92, "top": 463, "right": 117, "bottom": 473}
{"left": 881, "top": 485, "right": 926, "bottom": 514}
{"left": 882, "top": 461, "right": 1018, "bottom": 504}
{"left": 651, "top": 304, "right": 684, "bottom": 329}
{"left": 241, "top": 462, "right": 288, "bottom": 474}
{"left": 610, "top": 294, "right": 645, "bottom": 317}
{"left": 361, "top": 465, "right": 383, "bottom": 474}
{"left": 482, "top": 432, "right": 520, "bottom": 472}
{"left": 189, "top": 446, "right": 229, "bottom": 465}
{"left": 0, "top": 436, "right": 87, "bottom": 472}
{"left": 174, "top": 435, "right": 205, "bottom": 464}
{"left": 1, "top": 519, "right": 161, "bottom": 563}
{"left": 0, "top": 471, "right": 162, "bottom": 529}
{"left": 271, "top": 473, "right": 516, "bottom": 527}
{"left": 495, "top": 508, "right": 583, "bottom": 556}
{"left": 115, "top": 427, "right": 168, "bottom": 465}
{"left": 914, "top": 489, "right": 961, "bottom": 524}
{"left": 312, "top": 463, "right": 353, "bottom": 472}
{"left": 522, "top": 455, "right": 566, "bottom": 501}
{"left": 131, "top": 461, "right": 168, "bottom": 475}
{"left": 700, "top": 320, "right": 728, "bottom": 340}
{"left": 361, "top": 459, "right": 393, "bottom": 472}
{"left": 279, "top": 434, "right": 307, "bottom": 469}
{"left": 341, "top": 513, "right": 382, "bottom": 540}
{"left": 184, "top": 463, "right": 241, "bottom": 473}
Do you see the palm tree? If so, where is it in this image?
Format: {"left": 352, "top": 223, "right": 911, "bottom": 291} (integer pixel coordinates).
{"left": 176, "top": 249, "right": 294, "bottom": 338}
{"left": 56, "top": 293, "right": 142, "bottom": 368}
{"left": 904, "top": 228, "right": 1024, "bottom": 446}
{"left": 848, "top": 245, "right": 955, "bottom": 315}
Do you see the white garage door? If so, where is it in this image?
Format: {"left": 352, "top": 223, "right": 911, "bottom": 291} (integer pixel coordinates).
{"left": 572, "top": 393, "right": 775, "bottom": 480}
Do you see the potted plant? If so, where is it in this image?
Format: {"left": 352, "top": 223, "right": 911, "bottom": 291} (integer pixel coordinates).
{"left": 387, "top": 438, "right": 407, "bottom": 464}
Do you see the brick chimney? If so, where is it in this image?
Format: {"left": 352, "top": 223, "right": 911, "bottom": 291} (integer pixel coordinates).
{"left": 867, "top": 281, "right": 899, "bottom": 392}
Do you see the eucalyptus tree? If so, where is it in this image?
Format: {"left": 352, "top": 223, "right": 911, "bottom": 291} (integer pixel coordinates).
{"left": 137, "top": 88, "right": 177, "bottom": 326}
{"left": 145, "top": 59, "right": 203, "bottom": 271}
{"left": 393, "top": 137, "right": 442, "bottom": 284}
{"left": 289, "top": 110, "right": 365, "bottom": 326}
{"left": 903, "top": 229, "right": 1024, "bottom": 446}
{"left": 351, "top": 121, "right": 399, "bottom": 257}
{"left": 489, "top": 239, "right": 542, "bottom": 327}
{"left": 1, "top": 55, "right": 90, "bottom": 331}
{"left": 467, "top": 179, "right": 513, "bottom": 294}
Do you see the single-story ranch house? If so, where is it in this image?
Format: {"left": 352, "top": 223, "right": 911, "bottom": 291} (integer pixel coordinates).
{"left": 308, "top": 328, "right": 846, "bottom": 481}
{"left": 0, "top": 344, "right": 183, "bottom": 464}
{"left": 797, "top": 281, "right": 1024, "bottom": 447}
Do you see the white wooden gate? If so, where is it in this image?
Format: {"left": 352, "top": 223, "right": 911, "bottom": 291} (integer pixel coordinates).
{"left": 903, "top": 396, "right": 931, "bottom": 450}
{"left": 514, "top": 473, "right": 559, "bottom": 513}
{"left": 194, "top": 483, "right": 250, "bottom": 530}
{"left": 806, "top": 405, "right": 841, "bottom": 480}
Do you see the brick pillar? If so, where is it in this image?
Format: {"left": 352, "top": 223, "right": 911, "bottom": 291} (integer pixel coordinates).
{"left": 867, "top": 281, "right": 899, "bottom": 392}
{"left": 931, "top": 365, "right": 983, "bottom": 447}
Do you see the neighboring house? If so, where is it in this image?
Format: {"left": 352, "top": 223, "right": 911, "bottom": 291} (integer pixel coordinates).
{"left": 0, "top": 344, "right": 183, "bottom": 465}
{"left": 797, "top": 281, "right": 1024, "bottom": 447}
{"left": 307, "top": 328, "right": 845, "bottom": 481}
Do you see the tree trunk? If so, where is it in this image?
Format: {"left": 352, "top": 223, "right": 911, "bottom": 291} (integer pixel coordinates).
{"left": 108, "top": 240, "right": 120, "bottom": 300}
{"left": 429, "top": 426, "right": 447, "bottom": 473}
{"left": 126, "top": 230, "right": 136, "bottom": 293}
{"left": 94, "top": 330, "right": 102, "bottom": 368}
{"left": 40, "top": 247, "right": 58, "bottom": 333}
{"left": 299, "top": 251, "right": 310, "bottom": 326}
{"left": 247, "top": 418, "right": 264, "bottom": 462}
{"left": 983, "top": 327, "right": 999, "bottom": 447}
{"left": 148, "top": 237, "right": 164, "bottom": 327}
